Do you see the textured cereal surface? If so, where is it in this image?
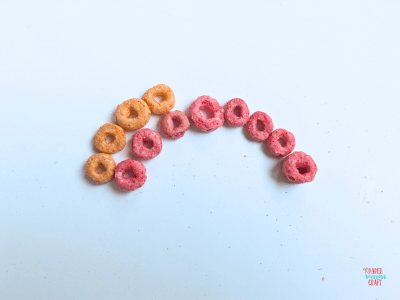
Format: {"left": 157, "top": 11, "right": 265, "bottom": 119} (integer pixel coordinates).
{"left": 246, "top": 111, "right": 274, "bottom": 141}
{"left": 224, "top": 98, "right": 250, "bottom": 126}
{"left": 116, "top": 98, "right": 151, "bottom": 130}
{"left": 189, "top": 95, "right": 224, "bottom": 132}
{"left": 266, "top": 128, "right": 296, "bottom": 157}
{"left": 143, "top": 84, "right": 175, "bottom": 115}
{"left": 114, "top": 159, "right": 147, "bottom": 191}
{"left": 132, "top": 128, "right": 163, "bottom": 159}
{"left": 160, "top": 110, "right": 190, "bottom": 139}
{"left": 94, "top": 123, "right": 126, "bottom": 154}
{"left": 281, "top": 151, "right": 317, "bottom": 183}
{"left": 85, "top": 153, "right": 116, "bottom": 184}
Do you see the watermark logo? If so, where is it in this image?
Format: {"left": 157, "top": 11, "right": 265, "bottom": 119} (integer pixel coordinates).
{"left": 363, "top": 268, "right": 386, "bottom": 286}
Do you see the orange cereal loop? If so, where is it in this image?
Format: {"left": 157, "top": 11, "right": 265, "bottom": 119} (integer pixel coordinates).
{"left": 116, "top": 98, "right": 151, "bottom": 130}
{"left": 94, "top": 123, "right": 126, "bottom": 154}
{"left": 85, "top": 153, "right": 116, "bottom": 184}
{"left": 143, "top": 84, "right": 175, "bottom": 115}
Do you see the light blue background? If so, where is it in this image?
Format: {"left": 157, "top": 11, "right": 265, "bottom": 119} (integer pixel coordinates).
{"left": 1, "top": 1, "right": 399, "bottom": 299}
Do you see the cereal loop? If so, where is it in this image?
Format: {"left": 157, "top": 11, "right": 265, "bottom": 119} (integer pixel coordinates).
{"left": 85, "top": 153, "right": 116, "bottom": 184}
{"left": 160, "top": 110, "right": 190, "bottom": 139}
{"left": 282, "top": 151, "right": 317, "bottom": 183}
{"left": 246, "top": 111, "right": 274, "bottom": 141}
{"left": 132, "top": 128, "right": 163, "bottom": 159}
{"left": 224, "top": 98, "right": 250, "bottom": 126}
{"left": 143, "top": 84, "right": 175, "bottom": 115}
{"left": 266, "top": 129, "right": 296, "bottom": 157}
{"left": 114, "top": 160, "right": 147, "bottom": 191}
{"left": 94, "top": 123, "right": 126, "bottom": 154}
{"left": 116, "top": 98, "right": 151, "bottom": 131}
{"left": 189, "top": 95, "right": 224, "bottom": 132}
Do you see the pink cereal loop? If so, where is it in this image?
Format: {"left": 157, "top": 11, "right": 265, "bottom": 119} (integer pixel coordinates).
{"left": 160, "top": 110, "right": 190, "bottom": 139}
{"left": 132, "top": 128, "right": 163, "bottom": 159}
{"left": 246, "top": 111, "right": 274, "bottom": 141}
{"left": 114, "top": 159, "right": 147, "bottom": 191}
{"left": 189, "top": 95, "right": 224, "bottom": 132}
{"left": 224, "top": 98, "right": 250, "bottom": 126}
{"left": 281, "top": 151, "right": 317, "bottom": 183}
{"left": 266, "top": 128, "right": 296, "bottom": 157}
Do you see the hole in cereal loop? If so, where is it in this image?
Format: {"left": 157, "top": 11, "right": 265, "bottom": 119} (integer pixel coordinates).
{"left": 143, "top": 139, "right": 154, "bottom": 149}
{"left": 233, "top": 106, "right": 242, "bottom": 117}
{"left": 172, "top": 117, "right": 181, "bottom": 129}
{"left": 97, "top": 163, "right": 106, "bottom": 174}
{"left": 256, "top": 120, "right": 265, "bottom": 131}
{"left": 124, "top": 169, "right": 137, "bottom": 179}
{"left": 129, "top": 109, "right": 138, "bottom": 119}
{"left": 297, "top": 166, "right": 308, "bottom": 175}
{"left": 106, "top": 135, "right": 115, "bottom": 143}
{"left": 200, "top": 107, "right": 213, "bottom": 119}
{"left": 154, "top": 95, "right": 165, "bottom": 103}
{"left": 278, "top": 137, "right": 286, "bottom": 147}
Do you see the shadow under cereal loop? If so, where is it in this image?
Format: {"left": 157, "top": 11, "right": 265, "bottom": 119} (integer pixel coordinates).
{"left": 270, "top": 159, "right": 293, "bottom": 186}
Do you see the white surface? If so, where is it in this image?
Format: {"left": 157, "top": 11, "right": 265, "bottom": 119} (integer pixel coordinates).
{"left": 1, "top": 1, "right": 400, "bottom": 299}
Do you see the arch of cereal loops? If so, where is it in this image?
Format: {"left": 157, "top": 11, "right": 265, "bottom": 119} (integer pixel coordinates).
{"left": 85, "top": 84, "right": 318, "bottom": 191}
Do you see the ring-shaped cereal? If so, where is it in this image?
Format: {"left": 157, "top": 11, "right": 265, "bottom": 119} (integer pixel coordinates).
{"left": 160, "top": 110, "right": 190, "bottom": 139}
{"left": 143, "top": 84, "right": 175, "bottom": 115}
{"left": 246, "top": 111, "right": 274, "bottom": 141}
{"left": 116, "top": 98, "right": 151, "bottom": 131}
{"left": 281, "top": 151, "right": 317, "bottom": 183}
{"left": 86, "top": 153, "right": 116, "bottom": 184}
{"left": 94, "top": 123, "right": 126, "bottom": 154}
{"left": 189, "top": 95, "right": 224, "bottom": 132}
{"left": 266, "top": 128, "right": 296, "bottom": 157}
{"left": 114, "top": 159, "right": 147, "bottom": 191}
{"left": 132, "top": 128, "right": 163, "bottom": 159}
{"left": 224, "top": 98, "right": 250, "bottom": 126}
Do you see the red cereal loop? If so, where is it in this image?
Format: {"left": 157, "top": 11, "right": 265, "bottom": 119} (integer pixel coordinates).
{"left": 281, "top": 151, "right": 317, "bottom": 183}
{"left": 246, "top": 111, "right": 274, "bottom": 141}
{"left": 114, "top": 160, "right": 147, "bottom": 191}
{"left": 224, "top": 98, "right": 250, "bottom": 126}
{"left": 132, "top": 128, "right": 163, "bottom": 159}
{"left": 266, "top": 129, "right": 296, "bottom": 157}
{"left": 160, "top": 110, "right": 190, "bottom": 139}
{"left": 189, "top": 95, "right": 224, "bottom": 132}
